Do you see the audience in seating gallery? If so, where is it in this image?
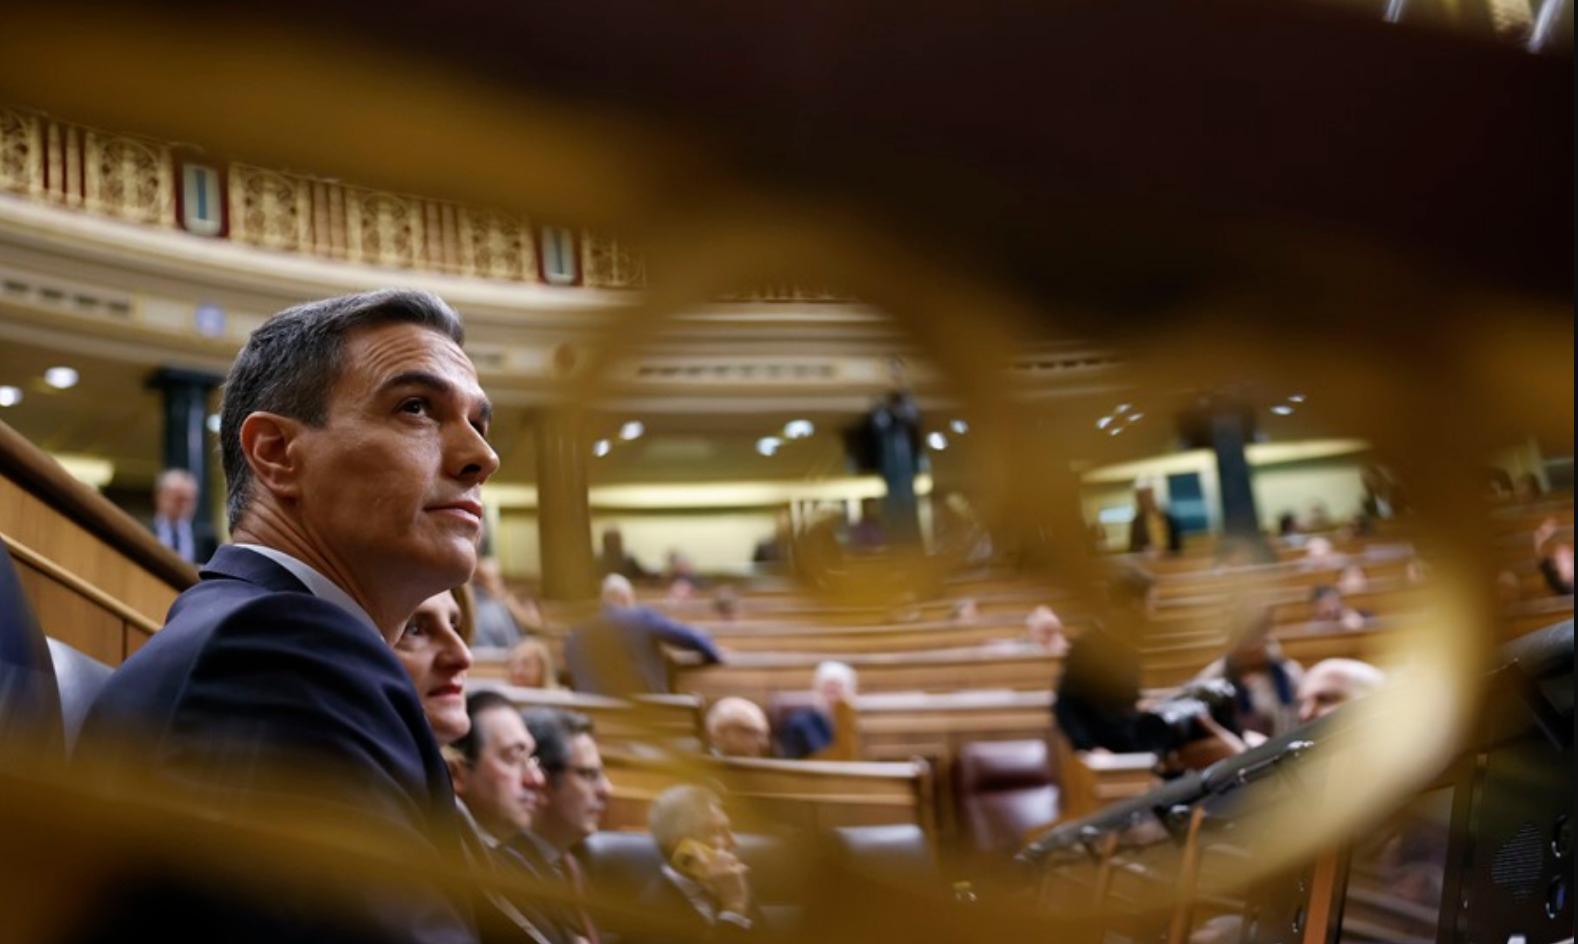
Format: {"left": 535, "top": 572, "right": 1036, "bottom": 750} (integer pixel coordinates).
{"left": 471, "top": 557, "right": 546, "bottom": 649}
{"left": 565, "top": 574, "right": 725, "bottom": 696}
{"left": 1296, "top": 658, "right": 1389, "bottom": 724}
{"left": 1310, "top": 584, "right": 1372, "bottom": 631}
{"left": 507, "top": 637, "right": 564, "bottom": 690}
{"left": 634, "top": 785, "right": 768, "bottom": 944}
{"left": 147, "top": 467, "right": 219, "bottom": 565}
{"left": 1192, "top": 603, "right": 1304, "bottom": 739}
{"left": 776, "top": 661, "right": 857, "bottom": 760}
{"left": 507, "top": 708, "right": 613, "bottom": 944}
{"left": 705, "top": 697, "right": 773, "bottom": 759}
{"left": 1128, "top": 478, "right": 1182, "bottom": 556}
{"left": 395, "top": 597, "right": 563, "bottom": 943}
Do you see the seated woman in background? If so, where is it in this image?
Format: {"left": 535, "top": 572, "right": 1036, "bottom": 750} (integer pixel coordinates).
{"left": 777, "top": 661, "right": 858, "bottom": 760}
{"left": 1192, "top": 603, "right": 1304, "bottom": 739}
{"left": 1534, "top": 517, "right": 1575, "bottom": 596}
{"left": 393, "top": 586, "right": 476, "bottom": 743}
{"left": 470, "top": 557, "right": 545, "bottom": 649}
{"left": 504, "top": 637, "right": 562, "bottom": 690}
{"left": 1310, "top": 584, "right": 1372, "bottom": 631}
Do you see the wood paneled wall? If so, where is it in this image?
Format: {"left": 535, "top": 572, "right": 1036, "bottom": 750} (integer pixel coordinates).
{"left": 1, "top": 421, "right": 191, "bottom": 664}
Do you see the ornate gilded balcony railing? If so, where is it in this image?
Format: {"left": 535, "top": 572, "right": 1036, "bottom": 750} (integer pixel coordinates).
{"left": 0, "top": 107, "right": 655, "bottom": 291}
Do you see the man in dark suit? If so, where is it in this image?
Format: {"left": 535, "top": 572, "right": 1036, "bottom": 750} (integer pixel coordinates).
{"left": 1127, "top": 479, "right": 1182, "bottom": 555}
{"left": 505, "top": 708, "right": 613, "bottom": 944}
{"left": 78, "top": 289, "right": 499, "bottom": 943}
{"left": 632, "top": 785, "right": 768, "bottom": 944}
{"left": 564, "top": 573, "right": 724, "bottom": 696}
{"left": 148, "top": 467, "right": 219, "bottom": 565}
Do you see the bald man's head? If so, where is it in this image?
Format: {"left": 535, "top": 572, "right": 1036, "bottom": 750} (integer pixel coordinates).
{"left": 1297, "top": 658, "right": 1387, "bottom": 724}
{"left": 705, "top": 697, "right": 771, "bottom": 758}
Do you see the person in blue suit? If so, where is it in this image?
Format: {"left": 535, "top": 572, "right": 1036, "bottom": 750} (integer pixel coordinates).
{"left": 564, "top": 573, "right": 724, "bottom": 696}
{"left": 77, "top": 288, "right": 500, "bottom": 944}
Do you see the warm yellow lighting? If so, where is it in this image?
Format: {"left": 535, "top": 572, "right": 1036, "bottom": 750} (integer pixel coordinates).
{"left": 52, "top": 453, "right": 114, "bottom": 489}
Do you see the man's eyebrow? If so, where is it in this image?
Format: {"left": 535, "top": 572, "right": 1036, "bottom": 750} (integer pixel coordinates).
{"left": 382, "top": 371, "right": 492, "bottom": 425}
{"left": 381, "top": 370, "right": 452, "bottom": 396}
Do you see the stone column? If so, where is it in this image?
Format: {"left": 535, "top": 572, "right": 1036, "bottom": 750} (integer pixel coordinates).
{"left": 534, "top": 407, "right": 597, "bottom": 601}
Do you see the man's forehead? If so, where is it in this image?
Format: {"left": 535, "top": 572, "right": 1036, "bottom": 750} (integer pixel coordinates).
{"left": 482, "top": 707, "right": 528, "bottom": 741}
{"left": 345, "top": 322, "right": 480, "bottom": 383}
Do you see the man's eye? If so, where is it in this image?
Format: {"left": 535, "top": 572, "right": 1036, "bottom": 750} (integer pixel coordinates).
{"left": 400, "top": 398, "right": 431, "bottom": 415}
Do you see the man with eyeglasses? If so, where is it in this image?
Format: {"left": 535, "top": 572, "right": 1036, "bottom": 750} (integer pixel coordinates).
{"left": 449, "top": 691, "right": 557, "bottom": 944}
{"left": 507, "top": 708, "right": 614, "bottom": 944}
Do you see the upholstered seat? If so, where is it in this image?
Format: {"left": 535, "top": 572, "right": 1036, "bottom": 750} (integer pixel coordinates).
{"left": 46, "top": 636, "right": 113, "bottom": 754}
{"left": 0, "top": 543, "right": 64, "bottom": 758}
{"left": 578, "top": 828, "right": 809, "bottom": 932}
{"left": 953, "top": 739, "right": 1059, "bottom": 856}
{"left": 822, "top": 823, "right": 939, "bottom": 889}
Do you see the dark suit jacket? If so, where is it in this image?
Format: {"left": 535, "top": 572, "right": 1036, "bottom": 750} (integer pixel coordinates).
{"left": 147, "top": 515, "right": 220, "bottom": 565}
{"left": 774, "top": 708, "right": 833, "bottom": 760}
{"left": 628, "top": 873, "right": 768, "bottom": 944}
{"left": 1128, "top": 509, "right": 1182, "bottom": 554}
{"left": 564, "top": 605, "right": 723, "bottom": 695}
{"left": 497, "top": 833, "right": 589, "bottom": 944}
{"left": 76, "top": 545, "right": 478, "bottom": 944}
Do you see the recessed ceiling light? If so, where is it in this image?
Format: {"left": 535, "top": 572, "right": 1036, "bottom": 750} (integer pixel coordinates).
{"left": 1271, "top": 405, "right": 1296, "bottom": 416}
{"left": 1096, "top": 416, "right": 1114, "bottom": 430}
{"left": 618, "top": 421, "right": 645, "bottom": 441}
{"left": 205, "top": 414, "right": 221, "bottom": 434}
{"left": 0, "top": 386, "right": 21, "bottom": 407}
{"left": 1108, "top": 427, "right": 1123, "bottom": 436}
{"left": 1129, "top": 412, "right": 1145, "bottom": 421}
{"left": 44, "top": 366, "right": 79, "bottom": 389}
{"left": 1115, "top": 403, "right": 1132, "bottom": 414}
{"left": 1288, "top": 394, "right": 1307, "bottom": 404}
{"left": 926, "top": 432, "right": 948, "bottom": 451}
{"left": 756, "top": 436, "right": 782, "bottom": 457}
{"left": 950, "top": 419, "right": 970, "bottom": 435}
{"left": 783, "top": 419, "right": 815, "bottom": 440}
{"left": 593, "top": 439, "right": 612, "bottom": 458}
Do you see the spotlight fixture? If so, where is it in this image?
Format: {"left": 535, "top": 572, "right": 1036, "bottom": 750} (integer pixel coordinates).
{"left": 950, "top": 419, "right": 970, "bottom": 435}
{"left": 783, "top": 419, "right": 815, "bottom": 440}
{"left": 44, "top": 366, "right": 79, "bottom": 389}
{"left": 593, "top": 439, "right": 613, "bottom": 458}
{"left": 1097, "top": 416, "right": 1114, "bottom": 430}
{"left": 1288, "top": 394, "right": 1307, "bottom": 404}
{"left": 618, "top": 421, "right": 645, "bottom": 441}
{"left": 926, "top": 432, "right": 949, "bottom": 451}
{"left": 756, "top": 437, "right": 783, "bottom": 457}
{"left": 1271, "top": 405, "right": 1296, "bottom": 416}
{"left": 0, "top": 386, "right": 21, "bottom": 407}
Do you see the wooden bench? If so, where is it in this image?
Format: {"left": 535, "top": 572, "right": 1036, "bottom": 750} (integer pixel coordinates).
{"left": 671, "top": 647, "right": 1062, "bottom": 707}
{"left": 599, "top": 749, "right": 936, "bottom": 835}
{"left": 0, "top": 419, "right": 191, "bottom": 666}
{"left": 466, "top": 681, "right": 705, "bottom": 752}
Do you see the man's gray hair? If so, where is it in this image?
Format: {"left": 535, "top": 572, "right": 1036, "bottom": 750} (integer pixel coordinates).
{"left": 601, "top": 573, "right": 635, "bottom": 608}
{"left": 648, "top": 784, "right": 722, "bottom": 858}
{"left": 218, "top": 289, "right": 465, "bottom": 528}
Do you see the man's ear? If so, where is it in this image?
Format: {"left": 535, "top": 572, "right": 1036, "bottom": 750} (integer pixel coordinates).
{"left": 240, "top": 412, "right": 306, "bottom": 501}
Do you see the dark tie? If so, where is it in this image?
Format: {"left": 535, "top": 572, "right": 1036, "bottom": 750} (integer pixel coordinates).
{"left": 561, "top": 851, "right": 601, "bottom": 944}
